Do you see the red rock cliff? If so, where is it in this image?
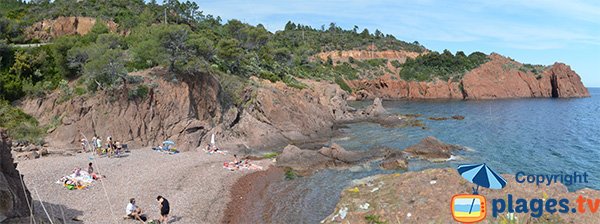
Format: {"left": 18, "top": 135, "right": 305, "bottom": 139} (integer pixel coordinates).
{"left": 348, "top": 53, "right": 589, "bottom": 100}
{"left": 25, "top": 17, "right": 118, "bottom": 42}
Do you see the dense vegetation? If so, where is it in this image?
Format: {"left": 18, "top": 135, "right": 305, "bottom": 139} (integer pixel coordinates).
{"left": 0, "top": 0, "right": 490, "bottom": 142}
{"left": 399, "top": 50, "right": 489, "bottom": 81}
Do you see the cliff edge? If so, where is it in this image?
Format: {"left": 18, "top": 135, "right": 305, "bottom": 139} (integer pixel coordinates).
{"left": 348, "top": 53, "right": 589, "bottom": 100}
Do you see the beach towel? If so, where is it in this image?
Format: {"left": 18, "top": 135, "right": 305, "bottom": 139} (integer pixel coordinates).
{"left": 57, "top": 170, "right": 95, "bottom": 190}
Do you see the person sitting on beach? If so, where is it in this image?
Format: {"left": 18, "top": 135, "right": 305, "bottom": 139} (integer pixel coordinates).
{"left": 115, "top": 142, "right": 122, "bottom": 157}
{"left": 88, "top": 162, "right": 103, "bottom": 180}
{"left": 156, "top": 196, "right": 170, "bottom": 223}
{"left": 126, "top": 198, "right": 144, "bottom": 223}
{"left": 233, "top": 154, "right": 241, "bottom": 166}
{"left": 73, "top": 167, "right": 82, "bottom": 177}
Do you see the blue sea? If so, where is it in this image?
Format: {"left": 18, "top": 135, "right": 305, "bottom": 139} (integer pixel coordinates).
{"left": 263, "top": 88, "right": 600, "bottom": 223}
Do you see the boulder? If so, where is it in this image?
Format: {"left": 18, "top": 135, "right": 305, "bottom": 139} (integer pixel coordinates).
{"left": 276, "top": 145, "right": 332, "bottom": 172}
{"left": 0, "top": 130, "right": 33, "bottom": 221}
{"left": 404, "top": 136, "right": 463, "bottom": 162}
{"left": 380, "top": 151, "right": 409, "bottom": 170}
{"left": 39, "top": 148, "right": 49, "bottom": 156}
{"left": 23, "top": 145, "right": 38, "bottom": 152}
{"left": 362, "top": 98, "right": 387, "bottom": 117}
{"left": 318, "top": 143, "right": 363, "bottom": 163}
{"left": 16, "top": 151, "right": 40, "bottom": 160}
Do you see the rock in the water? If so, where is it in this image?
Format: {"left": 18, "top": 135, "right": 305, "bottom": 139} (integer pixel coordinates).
{"left": 0, "top": 130, "right": 33, "bottom": 222}
{"left": 380, "top": 151, "right": 409, "bottom": 170}
{"left": 451, "top": 115, "right": 465, "bottom": 120}
{"left": 362, "top": 98, "right": 387, "bottom": 117}
{"left": 404, "top": 136, "right": 462, "bottom": 161}
{"left": 276, "top": 145, "right": 332, "bottom": 172}
{"left": 318, "top": 143, "right": 362, "bottom": 163}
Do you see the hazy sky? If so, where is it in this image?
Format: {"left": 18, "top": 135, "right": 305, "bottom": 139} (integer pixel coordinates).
{"left": 195, "top": 0, "right": 600, "bottom": 87}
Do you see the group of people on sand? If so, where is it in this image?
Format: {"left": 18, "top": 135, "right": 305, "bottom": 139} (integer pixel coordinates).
{"left": 223, "top": 154, "right": 262, "bottom": 171}
{"left": 86, "top": 135, "right": 126, "bottom": 158}
{"left": 61, "top": 162, "right": 104, "bottom": 190}
{"left": 126, "top": 196, "right": 170, "bottom": 224}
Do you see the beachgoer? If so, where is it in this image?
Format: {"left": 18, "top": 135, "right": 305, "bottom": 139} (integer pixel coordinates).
{"left": 88, "top": 162, "right": 99, "bottom": 179}
{"left": 156, "top": 196, "right": 170, "bottom": 223}
{"left": 91, "top": 136, "right": 97, "bottom": 152}
{"left": 126, "top": 198, "right": 144, "bottom": 223}
{"left": 107, "top": 136, "right": 113, "bottom": 157}
{"left": 73, "top": 167, "right": 82, "bottom": 177}
{"left": 115, "top": 142, "right": 122, "bottom": 157}
{"left": 81, "top": 139, "right": 88, "bottom": 152}
{"left": 96, "top": 136, "right": 103, "bottom": 155}
{"left": 233, "top": 154, "right": 240, "bottom": 165}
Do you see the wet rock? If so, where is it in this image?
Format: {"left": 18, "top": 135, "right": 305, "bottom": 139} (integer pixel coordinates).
{"left": 318, "top": 143, "right": 363, "bottom": 163}
{"left": 276, "top": 145, "right": 332, "bottom": 172}
{"left": 428, "top": 117, "right": 449, "bottom": 121}
{"left": 404, "top": 136, "right": 463, "bottom": 162}
{"left": 451, "top": 115, "right": 465, "bottom": 120}
{"left": 380, "top": 151, "right": 409, "bottom": 170}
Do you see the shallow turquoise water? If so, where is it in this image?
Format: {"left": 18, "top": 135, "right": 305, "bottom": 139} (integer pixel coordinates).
{"left": 264, "top": 88, "right": 600, "bottom": 223}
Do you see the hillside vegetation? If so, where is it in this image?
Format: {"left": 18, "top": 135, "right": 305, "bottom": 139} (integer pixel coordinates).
{"left": 0, "top": 0, "right": 489, "bottom": 142}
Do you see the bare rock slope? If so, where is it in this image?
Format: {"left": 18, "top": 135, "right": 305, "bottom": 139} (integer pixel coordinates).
{"left": 348, "top": 53, "right": 589, "bottom": 100}
{"left": 0, "top": 130, "right": 32, "bottom": 222}
{"left": 25, "top": 16, "right": 118, "bottom": 42}
{"left": 20, "top": 69, "right": 358, "bottom": 151}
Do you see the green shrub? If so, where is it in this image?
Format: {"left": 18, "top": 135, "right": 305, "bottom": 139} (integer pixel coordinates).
{"left": 128, "top": 84, "right": 150, "bottom": 100}
{"left": 0, "top": 100, "right": 45, "bottom": 144}
{"left": 262, "top": 152, "right": 279, "bottom": 159}
{"left": 400, "top": 50, "right": 489, "bottom": 82}
{"left": 365, "top": 214, "right": 386, "bottom": 224}
{"left": 284, "top": 167, "right": 297, "bottom": 180}
{"left": 335, "top": 77, "right": 352, "bottom": 93}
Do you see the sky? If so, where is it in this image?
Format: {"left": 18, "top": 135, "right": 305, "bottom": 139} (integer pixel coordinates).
{"left": 195, "top": 0, "right": 600, "bottom": 87}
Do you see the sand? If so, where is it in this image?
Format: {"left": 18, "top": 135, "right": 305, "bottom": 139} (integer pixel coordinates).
{"left": 15, "top": 148, "right": 272, "bottom": 223}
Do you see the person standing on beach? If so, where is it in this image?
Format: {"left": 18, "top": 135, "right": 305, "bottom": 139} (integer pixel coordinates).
{"left": 157, "top": 195, "right": 170, "bottom": 223}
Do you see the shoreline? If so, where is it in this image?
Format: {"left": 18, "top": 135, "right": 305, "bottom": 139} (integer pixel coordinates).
{"left": 222, "top": 167, "right": 284, "bottom": 224}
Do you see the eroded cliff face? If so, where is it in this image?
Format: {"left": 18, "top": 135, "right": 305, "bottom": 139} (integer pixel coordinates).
{"left": 25, "top": 17, "right": 118, "bottom": 42}
{"left": 348, "top": 54, "right": 589, "bottom": 100}
{"left": 19, "top": 69, "right": 356, "bottom": 151}
{"left": 20, "top": 68, "right": 222, "bottom": 150}
{"left": 314, "top": 50, "right": 422, "bottom": 63}
{"left": 200, "top": 78, "right": 355, "bottom": 152}
{"left": 0, "top": 130, "right": 32, "bottom": 222}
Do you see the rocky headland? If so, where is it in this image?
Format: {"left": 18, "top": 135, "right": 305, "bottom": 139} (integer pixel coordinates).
{"left": 348, "top": 54, "right": 589, "bottom": 100}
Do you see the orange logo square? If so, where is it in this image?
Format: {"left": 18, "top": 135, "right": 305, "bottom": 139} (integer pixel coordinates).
{"left": 451, "top": 194, "right": 486, "bottom": 223}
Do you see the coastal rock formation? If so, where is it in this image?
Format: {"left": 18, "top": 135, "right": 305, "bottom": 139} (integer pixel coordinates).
{"left": 20, "top": 68, "right": 221, "bottom": 150}
{"left": 20, "top": 68, "right": 360, "bottom": 151}
{"left": 379, "top": 151, "right": 408, "bottom": 170}
{"left": 277, "top": 144, "right": 386, "bottom": 173}
{"left": 462, "top": 54, "right": 589, "bottom": 99}
{"left": 347, "top": 54, "right": 589, "bottom": 100}
{"left": 404, "top": 136, "right": 463, "bottom": 161}
{"left": 323, "top": 168, "right": 600, "bottom": 223}
{"left": 0, "top": 130, "right": 32, "bottom": 222}
{"left": 25, "top": 16, "right": 118, "bottom": 42}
